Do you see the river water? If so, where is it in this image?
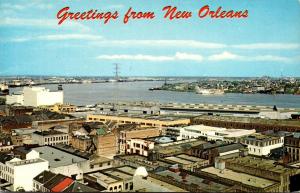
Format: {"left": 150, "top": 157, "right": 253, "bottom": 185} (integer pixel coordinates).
{"left": 10, "top": 81, "right": 300, "bottom": 108}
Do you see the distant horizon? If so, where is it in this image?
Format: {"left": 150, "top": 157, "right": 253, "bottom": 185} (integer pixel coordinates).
{"left": 1, "top": 74, "right": 300, "bottom": 79}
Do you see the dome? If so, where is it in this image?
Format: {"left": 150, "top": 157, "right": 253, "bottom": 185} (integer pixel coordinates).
{"left": 134, "top": 167, "right": 148, "bottom": 177}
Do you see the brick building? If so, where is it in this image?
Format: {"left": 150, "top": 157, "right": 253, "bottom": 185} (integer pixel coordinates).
{"left": 285, "top": 133, "right": 300, "bottom": 162}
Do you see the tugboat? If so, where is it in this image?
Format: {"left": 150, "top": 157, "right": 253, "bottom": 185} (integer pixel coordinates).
{"left": 58, "top": 84, "right": 63, "bottom": 91}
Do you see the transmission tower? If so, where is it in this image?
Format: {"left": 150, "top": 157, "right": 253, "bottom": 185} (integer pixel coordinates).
{"left": 114, "top": 63, "right": 119, "bottom": 81}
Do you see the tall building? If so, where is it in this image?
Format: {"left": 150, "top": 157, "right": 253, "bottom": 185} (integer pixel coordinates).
{"left": 23, "top": 87, "right": 63, "bottom": 107}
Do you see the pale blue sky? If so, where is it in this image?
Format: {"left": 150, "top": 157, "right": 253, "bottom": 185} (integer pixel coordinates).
{"left": 0, "top": 0, "right": 300, "bottom": 77}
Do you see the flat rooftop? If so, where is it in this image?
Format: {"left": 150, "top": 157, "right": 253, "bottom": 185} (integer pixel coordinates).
{"left": 32, "top": 146, "right": 87, "bottom": 168}
{"left": 88, "top": 172, "right": 119, "bottom": 184}
{"left": 115, "top": 155, "right": 170, "bottom": 170}
{"left": 8, "top": 158, "right": 46, "bottom": 166}
{"left": 155, "top": 139, "right": 207, "bottom": 155}
{"left": 174, "top": 154, "right": 207, "bottom": 163}
{"left": 87, "top": 166, "right": 134, "bottom": 184}
{"left": 242, "top": 133, "right": 280, "bottom": 142}
{"left": 193, "top": 115, "right": 300, "bottom": 127}
{"left": 201, "top": 167, "right": 278, "bottom": 188}
{"left": 225, "top": 156, "right": 292, "bottom": 174}
{"left": 156, "top": 170, "right": 230, "bottom": 192}
{"left": 115, "top": 166, "right": 187, "bottom": 192}
{"left": 184, "top": 125, "right": 226, "bottom": 132}
{"left": 146, "top": 136, "right": 175, "bottom": 144}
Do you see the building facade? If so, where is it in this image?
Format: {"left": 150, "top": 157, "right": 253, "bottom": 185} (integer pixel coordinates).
{"left": 32, "top": 130, "right": 69, "bottom": 146}
{"left": 285, "top": 134, "right": 300, "bottom": 162}
{"left": 236, "top": 134, "right": 284, "bottom": 156}
{"left": 119, "top": 127, "right": 161, "bottom": 154}
{"left": 0, "top": 153, "right": 49, "bottom": 191}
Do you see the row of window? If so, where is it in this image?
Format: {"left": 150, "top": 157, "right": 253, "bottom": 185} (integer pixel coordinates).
{"left": 249, "top": 147, "right": 261, "bottom": 154}
{"left": 243, "top": 139, "right": 283, "bottom": 146}
{"left": 44, "top": 135, "right": 68, "bottom": 143}
{"left": 0, "top": 165, "right": 14, "bottom": 174}
{"left": 46, "top": 141, "right": 68, "bottom": 146}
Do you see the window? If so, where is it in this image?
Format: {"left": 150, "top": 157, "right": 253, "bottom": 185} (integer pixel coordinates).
{"left": 118, "top": 185, "right": 122, "bottom": 190}
{"left": 109, "top": 187, "right": 113, "bottom": 191}
{"left": 107, "top": 161, "right": 111, "bottom": 165}
{"left": 130, "top": 182, "right": 133, "bottom": 190}
{"left": 125, "top": 183, "right": 128, "bottom": 190}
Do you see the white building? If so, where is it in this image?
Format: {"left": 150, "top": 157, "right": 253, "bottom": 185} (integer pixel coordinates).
{"left": 0, "top": 153, "right": 49, "bottom": 191}
{"left": 32, "top": 130, "right": 69, "bottom": 146}
{"left": 30, "top": 146, "right": 93, "bottom": 180}
{"left": 207, "top": 129, "right": 256, "bottom": 142}
{"left": 166, "top": 125, "right": 255, "bottom": 142}
{"left": 126, "top": 139, "right": 155, "bottom": 157}
{"left": 6, "top": 94, "right": 24, "bottom": 105}
{"left": 23, "top": 87, "right": 63, "bottom": 107}
{"left": 6, "top": 87, "right": 63, "bottom": 107}
{"left": 236, "top": 133, "right": 284, "bottom": 156}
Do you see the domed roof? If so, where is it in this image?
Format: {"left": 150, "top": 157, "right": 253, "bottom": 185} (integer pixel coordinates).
{"left": 134, "top": 166, "right": 148, "bottom": 177}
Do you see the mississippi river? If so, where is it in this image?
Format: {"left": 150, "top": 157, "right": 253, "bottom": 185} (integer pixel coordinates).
{"left": 10, "top": 81, "right": 300, "bottom": 108}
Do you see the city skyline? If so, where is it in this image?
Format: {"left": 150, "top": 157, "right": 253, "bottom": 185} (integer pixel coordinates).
{"left": 0, "top": 0, "right": 300, "bottom": 77}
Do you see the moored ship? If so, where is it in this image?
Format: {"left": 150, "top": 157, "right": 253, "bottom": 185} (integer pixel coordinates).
{"left": 0, "top": 83, "right": 9, "bottom": 96}
{"left": 195, "top": 86, "right": 224, "bottom": 95}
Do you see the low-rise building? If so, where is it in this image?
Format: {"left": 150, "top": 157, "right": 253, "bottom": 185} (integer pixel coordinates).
{"left": 207, "top": 155, "right": 300, "bottom": 192}
{"left": 119, "top": 127, "right": 161, "bottom": 154}
{"left": 187, "top": 142, "right": 247, "bottom": 163}
{"left": 87, "top": 114, "right": 190, "bottom": 128}
{"left": 285, "top": 133, "right": 300, "bottom": 162}
{"left": 162, "top": 154, "right": 209, "bottom": 171}
{"left": 39, "top": 103, "right": 77, "bottom": 113}
{"left": 6, "top": 94, "right": 24, "bottom": 105}
{"left": 11, "top": 128, "right": 38, "bottom": 146}
{"left": 33, "top": 170, "right": 100, "bottom": 192}
{"left": 94, "top": 128, "right": 118, "bottom": 158}
{"left": 107, "top": 166, "right": 189, "bottom": 192}
{"left": 84, "top": 166, "right": 135, "bottom": 192}
{"left": 30, "top": 146, "right": 89, "bottom": 180}
{"left": 32, "top": 130, "right": 69, "bottom": 146}
{"left": 0, "top": 152, "right": 49, "bottom": 191}
{"left": 125, "top": 138, "right": 155, "bottom": 157}
{"left": 166, "top": 125, "right": 255, "bottom": 141}
{"left": 236, "top": 133, "right": 284, "bottom": 156}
